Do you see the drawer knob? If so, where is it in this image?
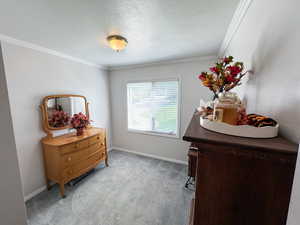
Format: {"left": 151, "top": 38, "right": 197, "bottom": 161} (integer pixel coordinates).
{"left": 68, "top": 157, "right": 72, "bottom": 161}
{"left": 97, "top": 137, "right": 100, "bottom": 140}
{"left": 68, "top": 170, "right": 73, "bottom": 175}
{"left": 101, "top": 142, "right": 104, "bottom": 146}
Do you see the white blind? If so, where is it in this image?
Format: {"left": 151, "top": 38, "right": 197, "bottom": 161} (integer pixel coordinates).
{"left": 127, "top": 80, "right": 179, "bottom": 136}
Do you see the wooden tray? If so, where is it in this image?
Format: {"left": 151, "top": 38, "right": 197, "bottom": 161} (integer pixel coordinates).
{"left": 200, "top": 117, "right": 279, "bottom": 138}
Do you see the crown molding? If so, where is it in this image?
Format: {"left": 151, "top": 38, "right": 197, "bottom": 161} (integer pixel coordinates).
{"left": 108, "top": 55, "right": 217, "bottom": 71}
{"left": 0, "top": 34, "right": 218, "bottom": 72}
{"left": 0, "top": 34, "right": 108, "bottom": 70}
{"left": 218, "top": 0, "right": 254, "bottom": 57}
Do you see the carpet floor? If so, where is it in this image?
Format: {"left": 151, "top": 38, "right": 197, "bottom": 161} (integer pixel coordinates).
{"left": 26, "top": 150, "right": 193, "bottom": 225}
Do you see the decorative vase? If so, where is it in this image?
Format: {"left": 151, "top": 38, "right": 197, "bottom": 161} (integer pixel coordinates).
{"left": 76, "top": 128, "right": 84, "bottom": 136}
{"left": 213, "top": 92, "right": 240, "bottom": 125}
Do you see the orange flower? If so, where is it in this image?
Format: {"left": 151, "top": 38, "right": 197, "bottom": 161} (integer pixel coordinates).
{"left": 202, "top": 80, "right": 211, "bottom": 87}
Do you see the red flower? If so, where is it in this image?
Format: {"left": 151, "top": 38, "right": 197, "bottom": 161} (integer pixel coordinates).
{"left": 223, "top": 56, "right": 233, "bottom": 64}
{"left": 198, "top": 73, "right": 206, "bottom": 81}
{"left": 227, "top": 66, "right": 242, "bottom": 76}
{"left": 49, "top": 110, "right": 70, "bottom": 127}
{"left": 70, "top": 112, "right": 90, "bottom": 129}
{"left": 209, "top": 67, "right": 219, "bottom": 74}
{"left": 226, "top": 75, "right": 236, "bottom": 83}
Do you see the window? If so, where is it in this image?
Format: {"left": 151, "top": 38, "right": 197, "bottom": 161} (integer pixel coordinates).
{"left": 127, "top": 79, "right": 180, "bottom": 137}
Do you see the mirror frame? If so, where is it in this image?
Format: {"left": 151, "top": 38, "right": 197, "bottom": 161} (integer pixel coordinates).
{"left": 40, "top": 94, "right": 89, "bottom": 137}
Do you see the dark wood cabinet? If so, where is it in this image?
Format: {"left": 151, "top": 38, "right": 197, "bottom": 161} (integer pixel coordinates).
{"left": 183, "top": 114, "right": 298, "bottom": 225}
{"left": 188, "top": 147, "right": 197, "bottom": 178}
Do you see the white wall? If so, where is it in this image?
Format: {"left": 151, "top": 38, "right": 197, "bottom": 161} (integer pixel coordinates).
{"left": 221, "top": 0, "right": 300, "bottom": 224}
{"left": 1, "top": 42, "right": 111, "bottom": 199}
{"left": 109, "top": 58, "right": 216, "bottom": 162}
{"left": 0, "top": 44, "right": 27, "bottom": 225}
{"left": 223, "top": 0, "right": 300, "bottom": 143}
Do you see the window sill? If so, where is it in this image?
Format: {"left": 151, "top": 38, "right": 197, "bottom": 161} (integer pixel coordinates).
{"left": 127, "top": 129, "right": 180, "bottom": 139}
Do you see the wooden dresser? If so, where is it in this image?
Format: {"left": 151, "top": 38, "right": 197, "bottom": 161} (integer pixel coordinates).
{"left": 183, "top": 114, "right": 298, "bottom": 225}
{"left": 42, "top": 127, "right": 108, "bottom": 197}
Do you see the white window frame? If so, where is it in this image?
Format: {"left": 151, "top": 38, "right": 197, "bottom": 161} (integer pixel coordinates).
{"left": 126, "top": 77, "right": 181, "bottom": 139}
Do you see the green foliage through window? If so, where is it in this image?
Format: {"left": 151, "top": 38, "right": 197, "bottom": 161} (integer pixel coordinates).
{"left": 127, "top": 80, "right": 179, "bottom": 136}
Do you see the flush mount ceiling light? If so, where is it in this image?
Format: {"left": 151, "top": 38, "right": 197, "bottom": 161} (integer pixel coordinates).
{"left": 107, "top": 35, "right": 128, "bottom": 52}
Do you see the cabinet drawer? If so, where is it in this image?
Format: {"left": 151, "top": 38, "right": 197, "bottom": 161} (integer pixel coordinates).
{"left": 62, "top": 151, "right": 104, "bottom": 180}
{"left": 89, "top": 134, "right": 104, "bottom": 146}
{"left": 62, "top": 150, "right": 83, "bottom": 167}
{"left": 85, "top": 142, "right": 105, "bottom": 156}
{"left": 62, "top": 142, "right": 105, "bottom": 168}
{"left": 60, "top": 143, "right": 77, "bottom": 154}
{"left": 60, "top": 139, "right": 90, "bottom": 154}
{"left": 77, "top": 139, "right": 89, "bottom": 149}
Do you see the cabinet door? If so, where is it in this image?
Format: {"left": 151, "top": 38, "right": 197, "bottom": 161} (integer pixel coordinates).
{"left": 193, "top": 145, "right": 295, "bottom": 225}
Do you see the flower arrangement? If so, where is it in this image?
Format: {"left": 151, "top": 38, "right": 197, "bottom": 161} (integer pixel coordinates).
{"left": 70, "top": 112, "right": 90, "bottom": 136}
{"left": 198, "top": 56, "right": 248, "bottom": 99}
{"left": 49, "top": 110, "right": 70, "bottom": 128}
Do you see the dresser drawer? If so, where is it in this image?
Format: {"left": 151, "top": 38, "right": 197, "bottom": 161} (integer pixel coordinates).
{"left": 62, "top": 151, "right": 104, "bottom": 180}
{"left": 77, "top": 139, "right": 89, "bottom": 149}
{"left": 62, "top": 142, "right": 105, "bottom": 168}
{"left": 85, "top": 142, "right": 105, "bottom": 156}
{"left": 62, "top": 150, "right": 82, "bottom": 167}
{"left": 59, "top": 143, "right": 77, "bottom": 154}
{"left": 89, "top": 134, "right": 105, "bottom": 146}
{"left": 60, "top": 139, "right": 90, "bottom": 154}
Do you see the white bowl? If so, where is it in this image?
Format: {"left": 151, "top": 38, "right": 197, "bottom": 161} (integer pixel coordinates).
{"left": 200, "top": 117, "right": 279, "bottom": 138}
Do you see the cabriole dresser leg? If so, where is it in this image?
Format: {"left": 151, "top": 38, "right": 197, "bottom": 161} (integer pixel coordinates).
{"left": 46, "top": 179, "right": 51, "bottom": 190}
{"left": 59, "top": 183, "right": 66, "bottom": 198}
{"left": 105, "top": 156, "right": 109, "bottom": 167}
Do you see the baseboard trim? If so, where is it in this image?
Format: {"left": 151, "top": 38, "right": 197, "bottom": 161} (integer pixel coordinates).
{"left": 112, "top": 146, "right": 188, "bottom": 165}
{"left": 24, "top": 185, "right": 47, "bottom": 202}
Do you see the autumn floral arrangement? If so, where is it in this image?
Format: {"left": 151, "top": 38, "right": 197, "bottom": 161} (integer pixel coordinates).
{"left": 198, "top": 56, "right": 247, "bottom": 100}
{"left": 197, "top": 56, "right": 277, "bottom": 128}
{"left": 49, "top": 110, "right": 70, "bottom": 128}
{"left": 70, "top": 112, "right": 90, "bottom": 136}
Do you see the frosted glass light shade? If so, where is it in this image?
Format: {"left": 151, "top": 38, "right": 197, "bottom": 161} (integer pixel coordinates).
{"left": 107, "top": 35, "right": 128, "bottom": 51}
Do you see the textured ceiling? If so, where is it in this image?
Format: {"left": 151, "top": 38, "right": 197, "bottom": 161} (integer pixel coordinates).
{"left": 0, "top": 0, "right": 239, "bottom": 67}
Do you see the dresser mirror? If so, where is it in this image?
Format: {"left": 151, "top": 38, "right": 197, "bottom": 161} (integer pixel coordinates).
{"left": 40, "top": 95, "right": 89, "bottom": 136}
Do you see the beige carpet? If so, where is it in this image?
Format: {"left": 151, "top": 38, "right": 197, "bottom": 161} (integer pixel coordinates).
{"left": 26, "top": 150, "right": 193, "bottom": 225}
